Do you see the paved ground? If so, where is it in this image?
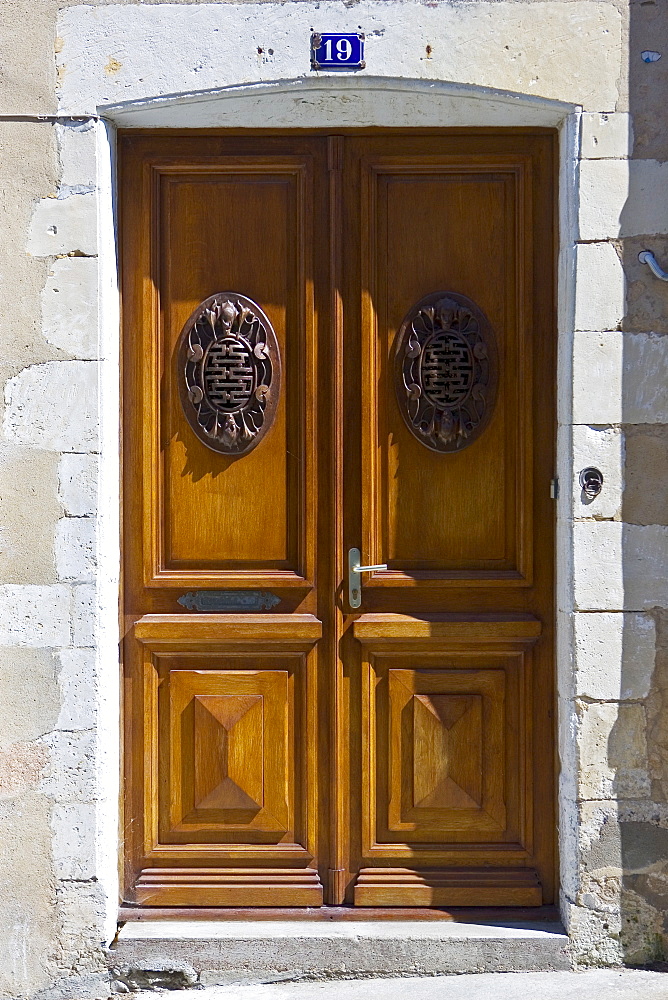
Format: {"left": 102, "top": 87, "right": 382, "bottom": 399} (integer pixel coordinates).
{"left": 131, "top": 969, "right": 668, "bottom": 1000}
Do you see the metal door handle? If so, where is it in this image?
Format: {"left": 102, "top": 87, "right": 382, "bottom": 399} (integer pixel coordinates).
{"left": 348, "top": 548, "right": 388, "bottom": 609}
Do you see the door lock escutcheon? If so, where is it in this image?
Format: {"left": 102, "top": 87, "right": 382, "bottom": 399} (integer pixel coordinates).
{"left": 348, "top": 548, "right": 388, "bottom": 609}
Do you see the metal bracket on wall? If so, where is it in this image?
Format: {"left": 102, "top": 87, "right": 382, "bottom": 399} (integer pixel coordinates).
{"left": 639, "top": 251, "right": 668, "bottom": 282}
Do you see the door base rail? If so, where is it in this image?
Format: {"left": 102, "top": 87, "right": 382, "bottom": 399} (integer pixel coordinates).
{"left": 353, "top": 867, "right": 542, "bottom": 907}
{"left": 132, "top": 867, "right": 324, "bottom": 908}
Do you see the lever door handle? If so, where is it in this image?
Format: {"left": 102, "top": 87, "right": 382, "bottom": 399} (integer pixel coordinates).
{"left": 348, "top": 547, "right": 388, "bottom": 609}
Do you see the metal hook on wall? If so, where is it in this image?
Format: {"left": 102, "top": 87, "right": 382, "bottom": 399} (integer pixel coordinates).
{"left": 639, "top": 250, "right": 668, "bottom": 282}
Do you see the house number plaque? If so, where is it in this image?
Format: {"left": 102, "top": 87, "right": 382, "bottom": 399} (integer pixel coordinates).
{"left": 177, "top": 293, "right": 281, "bottom": 456}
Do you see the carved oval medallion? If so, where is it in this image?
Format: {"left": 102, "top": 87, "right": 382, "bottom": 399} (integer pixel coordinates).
{"left": 177, "top": 294, "right": 281, "bottom": 456}
{"left": 394, "top": 292, "right": 497, "bottom": 453}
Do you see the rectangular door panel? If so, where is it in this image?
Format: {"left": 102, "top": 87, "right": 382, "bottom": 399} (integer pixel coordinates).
{"left": 121, "top": 138, "right": 322, "bottom": 597}
{"left": 127, "top": 614, "right": 323, "bottom": 907}
{"left": 353, "top": 614, "right": 541, "bottom": 906}
{"left": 357, "top": 155, "right": 534, "bottom": 587}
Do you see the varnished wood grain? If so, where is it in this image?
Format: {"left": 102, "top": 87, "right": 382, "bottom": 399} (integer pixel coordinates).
{"left": 121, "top": 130, "right": 556, "bottom": 911}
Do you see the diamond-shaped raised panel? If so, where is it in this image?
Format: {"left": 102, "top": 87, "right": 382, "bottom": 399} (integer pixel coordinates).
{"left": 380, "top": 664, "right": 510, "bottom": 843}
{"left": 193, "top": 695, "right": 264, "bottom": 811}
{"left": 161, "top": 665, "right": 291, "bottom": 843}
{"left": 412, "top": 694, "right": 482, "bottom": 809}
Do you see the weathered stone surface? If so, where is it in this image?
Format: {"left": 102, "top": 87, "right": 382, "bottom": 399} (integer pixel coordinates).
{"left": 581, "top": 113, "right": 632, "bottom": 161}
{"left": 42, "top": 729, "right": 97, "bottom": 803}
{"left": 0, "top": 584, "right": 70, "bottom": 647}
{"left": 574, "top": 243, "right": 625, "bottom": 333}
{"left": 574, "top": 522, "right": 668, "bottom": 611}
{"left": 573, "top": 612, "right": 655, "bottom": 701}
{"left": 57, "top": 121, "right": 97, "bottom": 190}
{"left": 572, "top": 332, "right": 622, "bottom": 425}
{"left": 647, "top": 610, "right": 668, "bottom": 802}
{"left": 579, "top": 159, "right": 668, "bottom": 241}
{"left": 629, "top": 0, "right": 668, "bottom": 162}
{"left": 0, "top": 648, "right": 58, "bottom": 750}
{"left": 59, "top": 453, "right": 98, "bottom": 517}
{"left": 623, "top": 425, "right": 668, "bottom": 526}
{"left": 51, "top": 802, "right": 96, "bottom": 881}
{"left": 56, "top": 648, "right": 97, "bottom": 731}
{"left": 28, "top": 192, "right": 98, "bottom": 258}
{"left": 0, "top": 444, "right": 60, "bottom": 584}
{"left": 622, "top": 333, "right": 668, "bottom": 424}
{"left": 577, "top": 701, "right": 649, "bottom": 801}
{"left": 0, "top": 795, "right": 58, "bottom": 999}
{"left": 573, "top": 333, "right": 668, "bottom": 427}
{"left": 57, "top": 2, "right": 623, "bottom": 117}
{"left": 56, "top": 517, "right": 96, "bottom": 583}
{"left": 572, "top": 425, "right": 622, "bottom": 520}
{"left": 4, "top": 360, "right": 99, "bottom": 452}
{"left": 621, "top": 236, "right": 668, "bottom": 334}
{"left": 42, "top": 257, "right": 99, "bottom": 360}
{"left": 578, "top": 160, "right": 629, "bottom": 242}
{"left": 0, "top": 122, "right": 61, "bottom": 391}
{"left": 72, "top": 583, "right": 96, "bottom": 647}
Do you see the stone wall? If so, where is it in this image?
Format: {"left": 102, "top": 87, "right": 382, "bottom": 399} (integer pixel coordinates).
{"left": 0, "top": 0, "right": 666, "bottom": 996}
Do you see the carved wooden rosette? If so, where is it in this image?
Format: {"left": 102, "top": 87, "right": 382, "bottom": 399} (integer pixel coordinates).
{"left": 394, "top": 292, "right": 498, "bottom": 453}
{"left": 177, "top": 293, "right": 281, "bottom": 456}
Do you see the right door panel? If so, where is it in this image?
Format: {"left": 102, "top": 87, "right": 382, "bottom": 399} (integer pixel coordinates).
{"left": 342, "top": 134, "right": 556, "bottom": 906}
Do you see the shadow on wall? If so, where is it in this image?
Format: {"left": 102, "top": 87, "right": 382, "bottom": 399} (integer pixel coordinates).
{"left": 613, "top": 0, "right": 668, "bottom": 965}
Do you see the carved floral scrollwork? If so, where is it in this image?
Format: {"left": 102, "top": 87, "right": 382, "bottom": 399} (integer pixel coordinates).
{"left": 394, "top": 292, "right": 498, "bottom": 453}
{"left": 177, "top": 293, "right": 281, "bottom": 456}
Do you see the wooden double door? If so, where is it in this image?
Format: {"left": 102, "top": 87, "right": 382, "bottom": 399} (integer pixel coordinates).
{"left": 121, "top": 130, "right": 556, "bottom": 909}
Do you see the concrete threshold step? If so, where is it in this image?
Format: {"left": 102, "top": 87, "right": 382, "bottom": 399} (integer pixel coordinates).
{"left": 110, "top": 918, "right": 571, "bottom": 983}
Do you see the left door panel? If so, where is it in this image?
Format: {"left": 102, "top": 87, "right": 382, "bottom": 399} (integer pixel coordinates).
{"left": 120, "top": 135, "right": 328, "bottom": 906}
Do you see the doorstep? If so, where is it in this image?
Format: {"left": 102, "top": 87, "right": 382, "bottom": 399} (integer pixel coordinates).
{"left": 109, "top": 915, "right": 571, "bottom": 983}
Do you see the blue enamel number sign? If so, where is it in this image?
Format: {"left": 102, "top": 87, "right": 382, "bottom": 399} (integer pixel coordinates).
{"left": 311, "top": 33, "right": 365, "bottom": 70}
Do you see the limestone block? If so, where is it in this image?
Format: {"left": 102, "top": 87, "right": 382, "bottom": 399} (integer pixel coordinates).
{"left": 574, "top": 521, "right": 668, "bottom": 611}
{"left": 578, "top": 160, "right": 629, "bottom": 242}
{"left": 572, "top": 332, "right": 622, "bottom": 425}
{"left": 0, "top": 648, "right": 58, "bottom": 750}
{"left": 55, "top": 882, "right": 111, "bottom": 978}
{"left": 0, "top": 741, "right": 49, "bottom": 799}
{"left": 59, "top": 453, "right": 98, "bottom": 517}
{"left": 0, "top": 444, "right": 60, "bottom": 583}
{"left": 42, "top": 257, "right": 99, "bottom": 359}
{"left": 4, "top": 360, "right": 99, "bottom": 452}
{"left": 27, "top": 192, "right": 97, "bottom": 258}
{"left": 0, "top": 797, "right": 59, "bottom": 998}
{"left": 647, "top": 610, "right": 668, "bottom": 802}
{"left": 622, "top": 333, "right": 668, "bottom": 425}
{"left": 41, "top": 729, "right": 96, "bottom": 803}
{"left": 574, "top": 243, "right": 625, "bottom": 333}
{"left": 630, "top": 0, "right": 668, "bottom": 161}
{"left": 574, "top": 612, "right": 655, "bottom": 702}
{"left": 57, "top": 1, "right": 622, "bottom": 117}
{"left": 580, "top": 113, "right": 632, "bottom": 160}
{"left": 623, "top": 425, "right": 668, "bottom": 526}
{"left": 51, "top": 803, "right": 96, "bottom": 880}
{"left": 56, "top": 517, "right": 96, "bottom": 583}
{"left": 622, "top": 160, "right": 668, "bottom": 237}
{"left": 0, "top": 584, "right": 70, "bottom": 647}
{"left": 57, "top": 121, "right": 97, "bottom": 190}
{"left": 577, "top": 701, "right": 649, "bottom": 800}
{"left": 0, "top": 122, "right": 62, "bottom": 388}
{"left": 72, "top": 584, "right": 96, "bottom": 647}
{"left": 56, "top": 648, "right": 96, "bottom": 731}
{"left": 572, "top": 425, "right": 623, "bottom": 520}
{"left": 622, "top": 235, "right": 668, "bottom": 334}
{"left": 580, "top": 159, "right": 668, "bottom": 241}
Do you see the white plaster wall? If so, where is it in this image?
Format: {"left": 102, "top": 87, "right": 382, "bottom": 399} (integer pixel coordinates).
{"left": 3, "top": 0, "right": 668, "bottom": 993}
